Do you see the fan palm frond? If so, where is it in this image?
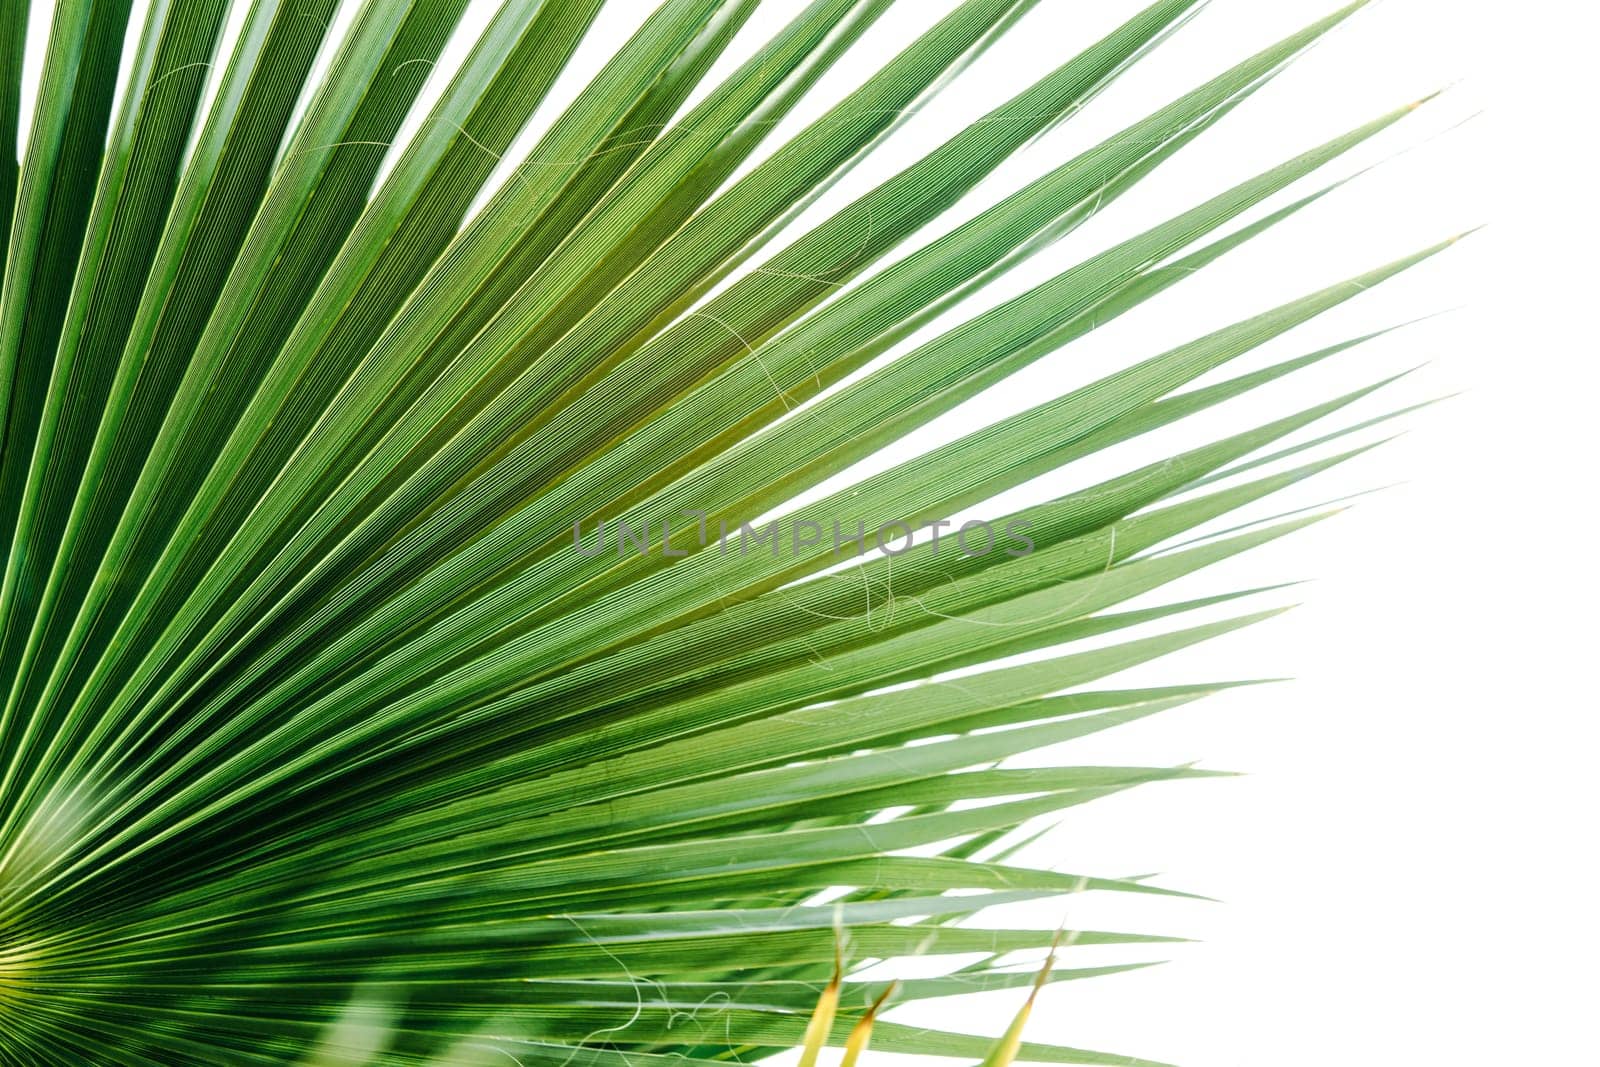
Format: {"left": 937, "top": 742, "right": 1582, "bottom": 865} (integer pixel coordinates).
{"left": 0, "top": 0, "right": 1456, "bottom": 1062}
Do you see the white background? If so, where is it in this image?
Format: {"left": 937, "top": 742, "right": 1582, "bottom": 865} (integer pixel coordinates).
{"left": 23, "top": 0, "right": 1596, "bottom": 1062}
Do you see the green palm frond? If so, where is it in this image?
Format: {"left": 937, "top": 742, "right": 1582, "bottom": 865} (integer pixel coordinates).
{"left": 0, "top": 0, "right": 1456, "bottom": 1062}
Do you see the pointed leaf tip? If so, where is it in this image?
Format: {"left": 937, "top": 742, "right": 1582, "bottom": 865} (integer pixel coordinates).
{"left": 979, "top": 933, "right": 1062, "bottom": 1067}
{"left": 1408, "top": 86, "right": 1448, "bottom": 111}
{"left": 838, "top": 983, "right": 897, "bottom": 1067}
{"left": 798, "top": 949, "right": 843, "bottom": 1067}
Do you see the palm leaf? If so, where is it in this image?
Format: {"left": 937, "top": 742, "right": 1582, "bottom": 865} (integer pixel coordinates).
{"left": 0, "top": 0, "right": 1455, "bottom": 1062}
